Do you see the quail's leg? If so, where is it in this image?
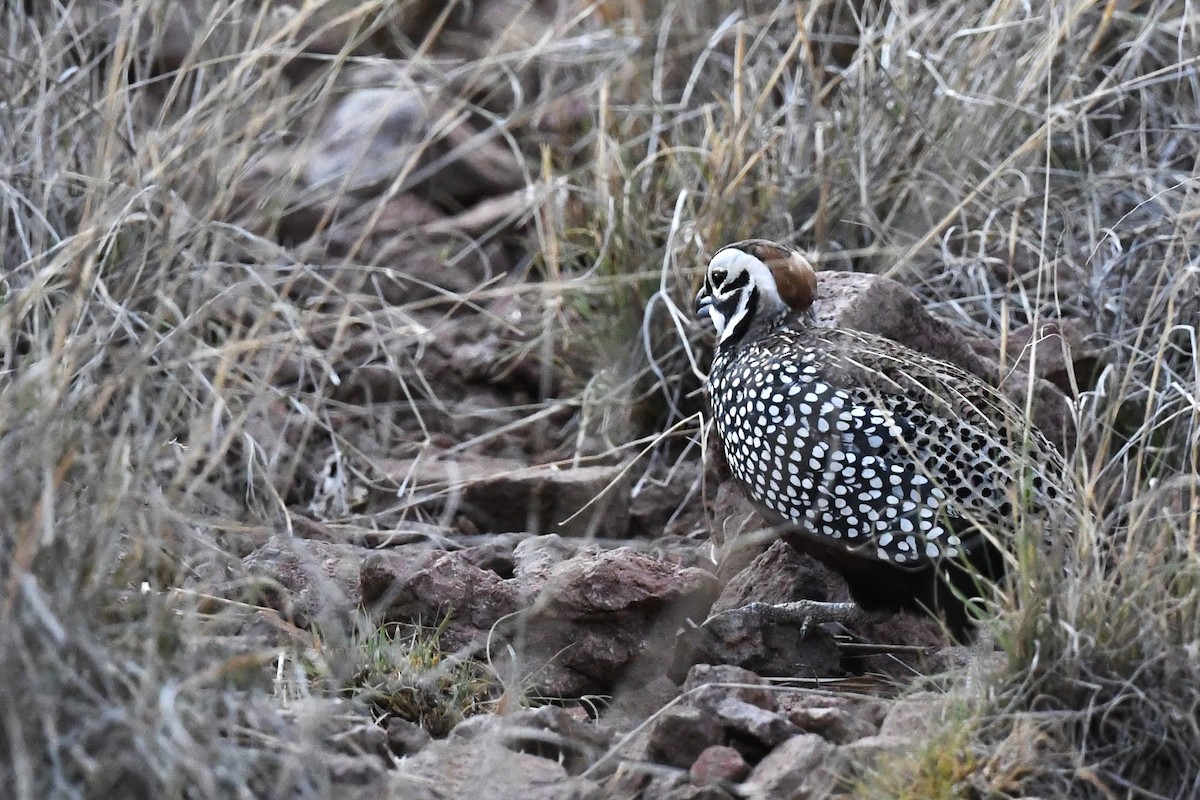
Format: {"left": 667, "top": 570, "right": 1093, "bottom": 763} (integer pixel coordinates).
{"left": 704, "top": 599, "right": 893, "bottom": 637}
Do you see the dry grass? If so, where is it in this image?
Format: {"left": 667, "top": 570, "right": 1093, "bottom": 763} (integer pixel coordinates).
{"left": 2, "top": 0, "right": 1199, "bottom": 797}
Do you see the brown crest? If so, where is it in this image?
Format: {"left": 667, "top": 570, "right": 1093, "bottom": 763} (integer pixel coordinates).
{"left": 720, "top": 239, "right": 818, "bottom": 312}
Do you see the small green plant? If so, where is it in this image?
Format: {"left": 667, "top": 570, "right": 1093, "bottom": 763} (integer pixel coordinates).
{"left": 853, "top": 716, "right": 980, "bottom": 800}
{"left": 345, "top": 618, "right": 504, "bottom": 736}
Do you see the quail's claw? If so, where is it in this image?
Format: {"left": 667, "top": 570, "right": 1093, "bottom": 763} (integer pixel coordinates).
{"left": 702, "top": 599, "right": 891, "bottom": 637}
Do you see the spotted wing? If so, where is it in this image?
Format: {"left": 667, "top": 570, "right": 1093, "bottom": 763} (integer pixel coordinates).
{"left": 713, "top": 361, "right": 966, "bottom": 568}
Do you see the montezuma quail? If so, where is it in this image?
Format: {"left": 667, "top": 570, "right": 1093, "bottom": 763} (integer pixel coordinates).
{"left": 695, "top": 239, "right": 1075, "bottom": 636}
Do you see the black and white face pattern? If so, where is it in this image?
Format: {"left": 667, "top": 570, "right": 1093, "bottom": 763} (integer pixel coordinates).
{"left": 695, "top": 247, "right": 785, "bottom": 346}
{"left": 706, "top": 329, "right": 969, "bottom": 568}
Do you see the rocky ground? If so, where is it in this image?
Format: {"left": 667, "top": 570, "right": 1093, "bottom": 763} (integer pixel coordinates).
{"left": 179, "top": 4, "right": 1096, "bottom": 795}
{"left": 223, "top": 259, "right": 1093, "bottom": 797}
{"left": 4, "top": 2, "right": 1198, "bottom": 799}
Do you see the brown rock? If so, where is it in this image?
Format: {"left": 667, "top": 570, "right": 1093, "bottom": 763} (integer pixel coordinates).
{"left": 476, "top": 463, "right": 632, "bottom": 538}
{"left": 385, "top": 717, "right": 432, "bottom": 757}
{"left": 972, "top": 318, "right": 1099, "bottom": 397}
{"left": 647, "top": 706, "right": 725, "bottom": 769}
{"left": 690, "top": 745, "right": 751, "bottom": 785}
{"left": 672, "top": 608, "right": 840, "bottom": 680}
{"left": 627, "top": 460, "right": 707, "bottom": 540}
{"left": 968, "top": 318, "right": 1099, "bottom": 450}
{"left": 707, "top": 481, "right": 769, "bottom": 578}
{"left": 839, "top": 611, "right": 945, "bottom": 678}
{"left": 517, "top": 547, "right": 720, "bottom": 697}
{"left": 241, "top": 535, "right": 367, "bottom": 628}
{"left": 528, "top": 547, "right": 717, "bottom": 615}
{"left": 674, "top": 541, "right": 841, "bottom": 679}
{"left": 454, "top": 537, "right": 521, "bottom": 578}
{"left": 359, "top": 548, "right": 519, "bottom": 651}
{"left": 740, "top": 733, "right": 841, "bottom": 800}
{"left": 710, "top": 540, "right": 830, "bottom": 615}
{"left": 815, "top": 271, "right": 991, "bottom": 373}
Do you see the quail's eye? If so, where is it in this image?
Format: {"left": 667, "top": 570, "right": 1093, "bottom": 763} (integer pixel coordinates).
{"left": 711, "top": 269, "right": 728, "bottom": 286}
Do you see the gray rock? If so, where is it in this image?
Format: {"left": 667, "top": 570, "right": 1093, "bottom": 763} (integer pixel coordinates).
{"left": 602, "top": 674, "right": 681, "bottom": 734}
{"left": 838, "top": 734, "right": 918, "bottom": 768}
{"left": 740, "top": 734, "right": 840, "bottom": 800}
{"left": 786, "top": 704, "right": 879, "bottom": 744}
{"left": 713, "top": 697, "right": 799, "bottom": 747}
{"left": 681, "top": 664, "right": 775, "bottom": 711}
{"left": 448, "top": 706, "right": 613, "bottom": 775}
{"left": 328, "top": 722, "right": 389, "bottom": 759}
{"left": 389, "top": 737, "right": 597, "bottom": 800}
{"left": 878, "top": 692, "right": 950, "bottom": 740}
{"left": 639, "top": 775, "right": 719, "bottom": 800}
{"left": 643, "top": 664, "right": 801, "bottom": 773}
{"left": 304, "top": 65, "right": 525, "bottom": 205}
{"left": 664, "top": 784, "right": 737, "bottom": 800}
{"left": 513, "top": 534, "right": 599, "bottom": 584}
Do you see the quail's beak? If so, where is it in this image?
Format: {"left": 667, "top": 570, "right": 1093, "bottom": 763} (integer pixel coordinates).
{"left": 695, "top": 291, "right": 713, "bottom": 319}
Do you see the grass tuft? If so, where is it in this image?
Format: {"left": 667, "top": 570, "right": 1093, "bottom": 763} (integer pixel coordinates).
{"left": 343, "top": 619, "right": 504, "bottom": 736}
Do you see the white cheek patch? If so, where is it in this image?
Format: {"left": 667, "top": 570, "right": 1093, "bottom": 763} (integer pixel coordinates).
{"left": 707, "top": 305, "right": 727, "bottom": 336}
{"left": 716, "top": 289, "right": 752, "bottom": 345}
